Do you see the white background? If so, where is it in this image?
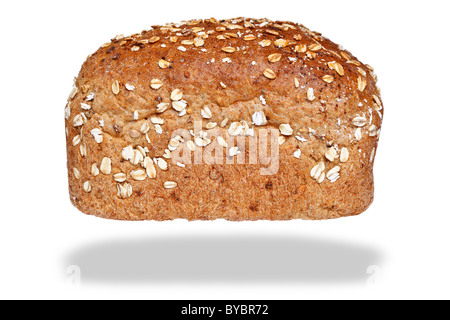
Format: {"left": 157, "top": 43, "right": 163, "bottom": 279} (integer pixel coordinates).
{"left": 1, "top": 0, "right": 449, "bottom": 300}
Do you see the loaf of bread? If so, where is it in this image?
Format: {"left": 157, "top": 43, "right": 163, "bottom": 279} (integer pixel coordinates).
{"left": 65, "top": 17, "right": 383, "bottom": 220}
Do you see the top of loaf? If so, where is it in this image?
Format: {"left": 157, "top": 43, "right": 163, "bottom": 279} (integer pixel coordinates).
{"left": 69, "top": 17, "right": 383, "bottom": 149}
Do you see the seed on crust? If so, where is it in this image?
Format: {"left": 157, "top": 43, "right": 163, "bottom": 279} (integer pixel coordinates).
{"left": 186, "top": 140, "right": 196, "bottom": 152}
{"left": 220, "top": 118, "right": 229, "bottom": 128}
{"left": 328, "top": 61, "right": 345, "bottom": 76}
{"left": 181, "top": 39, "right": 194, "bottom": 45}
{"left": 156, "top": 157, "right": 168, "bottom": 171}
{"left": 352, "top": 116, "right": 367, "bottom": 127}
{"left": 149, "top": 36, "right": 160, "bottom": 43}
{"left": 130, "top": 169, "right": 146, "bottom": 181}
{"left": 294, "top": 44, "right": 307, "bottom": 53}
{"left": 150, "top": 116, "right": 164, "bottom": 125}
{"left": 279, "top": 124, "right": 293, "bottom": 136}
{"left": 229, "top": 146, "right": 240, "bottom": 157}
{"left": 80, "top": 103, "right": 91, "bottom": 110}
{"left": 327, "top": 166, "right": 341, "bottom": 182}
{"left": 317, "top": 171, "right": 326, "bottom": 184}
{"left": 252, "top": 111, "right": 267, "bottom": 126}
{"left": 64, "top": 105, "right": 71, "bottom": 120}
{"left": 308, "top": 43, "right": 322, "bottom": 51}
{"left": 156, "top": 102, "right": 169, "bottom": 113}
{"left": 100, "top": 157, "right": 112, "bottom": 175}
{"left": 172, "top": 100, "right": 187, "bottom": 112}
{"left": 355, "top": 128, "right": 362, "bottom": 141}
{"left": 274, "top": 39, "right": 288, "bottom": 48}
{"left": 370, "top": 148, "right": 376, "bottom": 163}
{"left": 164, "top": 181, "right": 177, "bottom": 189}
{"left": 307, "top": 88, "right": 315, "bottom": 101}
{"left": 144, "top": 158, "right": 157, "bottom": 179}
{"left": 112, "top": 80, "right": 120, "bottom": 95}
{"left": 327, "top": 166, "right": 341, "bottom": 178}
{"left": 325, "top": 148, "right": 338, "bottom": 162}
{"left": 73, "top": 113, "right": 87, "bottom": 127}
{"left": 117, "top": 182, "right": 132, "bottom": 199}
{"left": 259, "top": 39, "right": 271, "bottom": 47}
{"left": 222, "top": 46, "right": 236, "bottom": 53}
{"left": 150, "top": 79, "right": 163, "bottom": 89}
{"left": 79, "top": 142, "right": 87, "bottom": 157}
{"left": 340, "top": 147, "right": 350, "bottom": 163}
{"left": 322, "top": 75, "right": 334, "bottom": 83}
{"left": 68, "top": 87, "right": 78, "bottom": 100}
{"left": 263, "top": 68, "right": 276, "bottom": 80}
{"left": 268, "top": 53, "right": 282, "bottom": 63}
{"left": 73, "top": 167, "right": 80, "bottom": 180}
{"left": 158, "top": 59, "right": 170, "bottom": 69}
{"left": 194, "top": 37, "right": 204, "bottom": 47}
{"left": 72, "top": 135, "right": 81, "bottom": 146}
{"left": 201, "top": 106, "right": 212, "bottom": 119}
{"left": 357, "top": 76, "right": 367, "bottom": 92}
{"left": 216, "top": 136, "right": 228, "bottom": 147}
{"left": 113, "top": 173, "right": 127, "bottom": 183}
{"left": 310, "top": 162, "right": 325, "bottom": 180}
{"left": 83, "top": 181, "right": 92, "bottom": 193}
{"left": 90, "top": 128, "right": 103, "bottom": 144}
{"left": 171, "top": 89, "right": 183, "bottom": 101}
{"left": 91, "top": 163, "right": 100, "bottom": 176}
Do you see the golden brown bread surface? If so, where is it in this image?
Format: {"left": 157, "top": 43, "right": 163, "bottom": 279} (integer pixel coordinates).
{"left": 65, "top": 17, "right": 383, "bottom": 220}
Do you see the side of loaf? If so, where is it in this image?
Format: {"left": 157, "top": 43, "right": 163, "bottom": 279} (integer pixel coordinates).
{"left": 65, "top": 17, "right": 383, "bottom": 220}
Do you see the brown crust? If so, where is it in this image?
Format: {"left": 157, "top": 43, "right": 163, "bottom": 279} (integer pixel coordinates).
{"left": 65, "top": 17, "right": 383, "bottom": 220}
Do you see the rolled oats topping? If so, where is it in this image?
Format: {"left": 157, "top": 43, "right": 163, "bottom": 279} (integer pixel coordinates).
{"left": 310, "top": 162, "right": 325, "bottom": 180}
{"left": 357, "top": 76, "right": 367, "bottom": 92}
{"left": 172, "top": 100, "right": 187, "bottom": 112}
{"left": 90, "top": 128, "right": 103, "bottom": 143}
{"left": 112, "top": 80, "right": 120, "bottom": 95}
{"left": 171, "top": 89, "right": 183, "bottom": 101}
{"left": 307, "top": 88, "right": 315, "bottom": 101}
{"left": 89, "top": 163, "right": 99, "bottom": 177}
{"left": 117, "top": 182, "right": 133, "bottom": 198}
{"left": 325, "top": 147, "right": 338, "bottom": 162}
{"left": 252, "top": 111, "right": 267, "bottom": 126}
{"left": 72, "top": 135, "right": 81, "bottom": 146}
{"left": 73, "top": 167, "right": 80, "bottom": 180}
{"left": 73, "top": 113, "right": 87, "bottom": 127}
{"left": 263, "top": 68, "right": 276, "bottom": 80}
{"left": 268, "top": 53, "right": 282, "bottom": 63}
{"left": 326, "top": 166, "right": 341, "bottom": 181}
{"left": 279, "top": 124, "right": 293, "bottom": 136}
{"left": 100, "top": 157, "right": 112, "bottom": 175}
{"left": 340, "top": 147, "right": 350, "bottom": 163}
{"left": 164, "top": 181, "right": 177, "bottom": 189}
{"left": 130, "top": 169, "right": 147, "bottom": 181}
{"left": 322, "top": 75, "right": 334, "bottom": 83}
{"left": 352, "top": 116, "right": 367, "bottom": 127}
{"left": 83, "top": 181, "right": 92, "bottom": 193}
{"left": 158, "top": 59, "right": 170, "bottom": 69}
{"left": 201, "top": 106, "right": 212, "bottom": 119}
{"left": 113, "top": 173, "right": 127, "bottom": 182}
{"left": 150, "top": 79, "right": 163, "bottom": 89}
